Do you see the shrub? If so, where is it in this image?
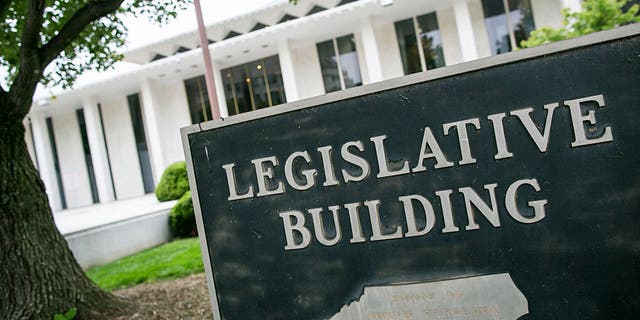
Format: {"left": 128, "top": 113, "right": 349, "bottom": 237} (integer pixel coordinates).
{"left": 155, "top": 161, "right": 190, "bottom": 201}
{"left": 169, "top": 191, "right": 197, "bottom": 238}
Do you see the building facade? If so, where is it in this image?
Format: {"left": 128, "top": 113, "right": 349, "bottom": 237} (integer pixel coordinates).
{"left": 25, "top": 0, "right": 580, "bottom": 212}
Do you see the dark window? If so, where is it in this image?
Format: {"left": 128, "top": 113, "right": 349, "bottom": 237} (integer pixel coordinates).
{"left": 97, "top": 104, "right": 116, "bottom": 199}
{"left": 395, "top": 12, "right": 445, "bottom": 75}
{"left": 224, "top": 31, "right": 242, "bottom": 40}
{"left": 417, "top": 13, "right": 445, "bottom": 70}
{"left": 221, "top": 55, "right": 287, "bottom": 116}
{"left": 150, "top": 54, "right": 166, "bottom": 62}
{"left": 307, "top": 5, "right": 327, "bottom": 15}
{"left": 336, "top": 35, "right": 362, "bottom": 89}
{"left": 28, "top": 119, "right": 39, "bottom": 172}
{"left": 482, "top": 0, "right": 535, "bottom": 55}
{"left": 184, "top": 75, "right": 213, "bottom": 124}
{"left": 317, "top": 34, "right": 362, "bottom": 93}
{"left": 337, "top": 0, "right": 358, "bottom": 6}
{"left": 127, "top": 94, "right": 155, "bottom": 194}
{"left": 317, "top": 40, "right": 341, "bottom": 93}
{"left": 175, "top": 46, "right": 191, "bottom": 54}
{"left": 250, "top": 23, "right": 268, "bottom": 31}
{"left": 395, "top": 18, "right": 422, "bottom": 75}
{"left": 76, "top": 109, "right": 99, "bottom": 204}
{"left": 46, "top": 117, "right": 67, "bottom": 209}
{"left": 278, "top": 14, "right": 298, "bottom": 23}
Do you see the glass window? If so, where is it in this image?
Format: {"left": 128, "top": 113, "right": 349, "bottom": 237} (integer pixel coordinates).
{"left": 417, "top": 13, "right": 445, "bottom": 70}
{"left": 316, "top": 34, "right": 362, "bottom": 93}
{"left": 127, "top": 94, "right": 155, "bottom": 194}
{"left": 76, "top": 109, "right": 99, "bottom": 204}
{"left": 395, "top": 18, "right": 422, "bottom": 75}
{"left": 482, "top": 0, "right": 535, "bottom": 55}
{"left": 336, "top": 35, "right": 363, "bottom": 89}
{"left": 184, "top": 75, "right": 213, "bottom": 124}
{"left": 395, "top": 12, "right": 445, "bottom": 75}
{"left": 317, "top": 40, "right": 341, "bottom": 93}
{"left": 46, "top": 117, "right": 67, "bottom": 209}
{"left": 221, "top": 55, "right": 287, "bottom": 116}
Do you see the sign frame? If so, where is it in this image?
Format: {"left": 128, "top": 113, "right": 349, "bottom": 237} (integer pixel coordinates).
{"left": 181, "top": 24, "right": 640, "bottom": 320}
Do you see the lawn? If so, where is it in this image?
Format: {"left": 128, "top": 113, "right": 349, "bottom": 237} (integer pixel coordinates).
{"left": 86, "top": 237, "right": 204, "bottom": 291}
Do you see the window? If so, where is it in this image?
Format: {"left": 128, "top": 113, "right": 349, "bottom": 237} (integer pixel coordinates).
{"left": 184, "top": 75, "right": 213, "bottom": 124}
{"left": 316, "top": 34, "right": 363, "bottom": 93}
{"left": 76, "top": 109, "right": 99, "bottom": 204}
{"left": 395, "top": 12, "right": 445, "bottom": 75}
{"left": 482, "top": 0, "right": 535, "bottom": 55}
{"left": 221, "top": 55, "right": 287, "bottom": 116}
{"left": 46, "top": 117, "right": 67, "bottom": 209}
{"left": 127, "top": 93, "right": 155, "bottom": 194}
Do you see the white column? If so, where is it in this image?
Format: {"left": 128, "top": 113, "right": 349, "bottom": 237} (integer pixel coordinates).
{"left": 212, "top": 60, "right": 229, "bottom": 118}
{"left": 30, "top": 112, "right": 63, "bottom": 212}
{"left": 454, "top": 0, "right": 479, "bottom": 62}
{"left": 360, "top": 17, "right": 384, "bottom": 83}
{"left": 278, "top": 39, "right": 299, "bottom": 102}
{"left": 139, "top": 79, "right": 166, "bottom": 184}
{"left": 562, "top": 0, "right": 582, "bottom": 13}
{"left": 82, "top": 97, "right": 115, "bottom": 202}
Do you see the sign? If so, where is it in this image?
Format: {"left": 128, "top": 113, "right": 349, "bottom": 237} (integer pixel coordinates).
{"left": 182, "top": 26, "right": 640, "bottom": 319}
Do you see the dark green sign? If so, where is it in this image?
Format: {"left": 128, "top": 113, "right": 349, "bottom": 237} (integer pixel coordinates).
{"left": 183, "top": 26, "right": 640, "bottom": 320}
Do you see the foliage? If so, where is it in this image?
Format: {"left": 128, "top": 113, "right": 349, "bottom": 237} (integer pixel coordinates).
{"left": 0, "top": 0, "right": 190, "bottom": 89}
{"left": 169, "top": 191, "right": 197, "bottom": 238}
{"left": 53, "top": 308, "right": 77, "bottom": 320}
{"left": 522, "top": 0, "right": 640, "bottom": 47}
{"left": 155, "top": 161, "right": 190, "bottom": 202}
{"left": 86, "top": 238, "right": 203, "bottom": 291}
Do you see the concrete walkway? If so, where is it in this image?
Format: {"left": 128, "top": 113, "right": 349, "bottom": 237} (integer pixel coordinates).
{"left": 54, "top": 194, "right": 175, "bottom": 235}
{"left": 53, "top": 195, "right": 177, "bottom": 269}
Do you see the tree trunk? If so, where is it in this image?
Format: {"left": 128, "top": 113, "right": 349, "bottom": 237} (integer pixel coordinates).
{"left": 0, "top": 110, "right": 132, "bottom": 319}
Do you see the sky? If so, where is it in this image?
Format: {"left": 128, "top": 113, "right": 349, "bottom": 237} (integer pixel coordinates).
{"left": 0, "top": 0, "right": 279, "bottom": 92}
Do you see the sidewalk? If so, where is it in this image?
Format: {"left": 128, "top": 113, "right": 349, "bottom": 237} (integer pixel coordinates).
{"left": 54, "top": 194, "right": 177, "bottom": 269}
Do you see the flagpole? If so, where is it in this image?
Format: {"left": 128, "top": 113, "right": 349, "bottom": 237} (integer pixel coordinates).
{"left": 194, "top": 0, "right": 221, "bottom": 120}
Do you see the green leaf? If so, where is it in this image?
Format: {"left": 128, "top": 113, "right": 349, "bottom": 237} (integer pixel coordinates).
{"left": 64, "top": 307, "right": 77, "bottom": 320}
{"left": 53, "top": 315, "right": 65, "bottom": 320}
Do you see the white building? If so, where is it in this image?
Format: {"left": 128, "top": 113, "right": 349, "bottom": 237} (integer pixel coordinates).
{"left": 25, "top": 0, "right": 579, "bottom": 213}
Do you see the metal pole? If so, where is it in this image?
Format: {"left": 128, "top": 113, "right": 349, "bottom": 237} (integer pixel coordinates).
{"left": 194, "top": 0, "right": 221, "bottom": 120}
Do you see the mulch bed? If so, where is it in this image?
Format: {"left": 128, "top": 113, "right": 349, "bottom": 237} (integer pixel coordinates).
{"left": 113, "top": 273, "right": 212, "bottom": 319}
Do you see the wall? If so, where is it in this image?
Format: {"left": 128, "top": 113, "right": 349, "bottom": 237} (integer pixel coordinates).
{"left": 532, "top": 0, "right": 565, "bottom": 29}
{"left": 52, "top": 112, "right": 93, "bottom": 208}
{"left": 469, "top": 0, "right": 492, "bottom": 59}
{"left": 437, "top": 7, "right": 464, "bottom": 67}
{"left": 100, "top": 96, "right": 145, "bottom": 200}
{"left": 291, "top": 41, "right": 325, "bottom": 100}
{"left": 374, "top": 22, "right": 404, "bottom": 80}
{"left": 152, "top": 78, "right": 192, "bottom": 166}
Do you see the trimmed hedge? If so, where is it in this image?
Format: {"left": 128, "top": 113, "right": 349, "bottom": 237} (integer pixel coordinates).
{"left": 169, "top": 191, "right": 196, "bottom": 238}
{"left": 155, "top": 161, "right": 189, "bottom": 202}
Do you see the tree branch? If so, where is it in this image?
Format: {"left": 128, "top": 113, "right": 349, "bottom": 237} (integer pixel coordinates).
{"left": 2, "top": 0, "right": 45, "bottom": 124}
{"left": 39, "top": 0, "right": 124, "bottom": 66}
{"left": 21, "top": 0, "right": 45, "bottom": 54}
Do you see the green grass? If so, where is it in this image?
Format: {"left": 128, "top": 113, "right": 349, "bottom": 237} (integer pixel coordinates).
{"left": 86, "top": 237, "right": 204, "bottom": 291}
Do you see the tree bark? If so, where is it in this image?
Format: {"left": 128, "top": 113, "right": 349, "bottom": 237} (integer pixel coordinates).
{"left": 0, "top": 103, "right": 132, "bottom": 319}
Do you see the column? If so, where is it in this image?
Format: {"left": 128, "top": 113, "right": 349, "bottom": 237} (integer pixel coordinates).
{"left": 562, "top": 0, "right": 582, "bottom": 13}
{"left": 212, "top": 60, "right": 229, "bottom": 118}
{"left": 360, "top": 17, "right": 384, "bottom": 83}
{"left": 30, "top": 112, "right": 63, "bottom": 212}
{"left": 139, "top": 79, "right": 166, "bottom": 184}
{"left": 82, "top": 97, "right": 115, "bottom": 202}
{"left": 454, "top": 0, "right": 479, "bottom": 62}
{"left": 278, "top": 39, "right": 299, "bottom": 102}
